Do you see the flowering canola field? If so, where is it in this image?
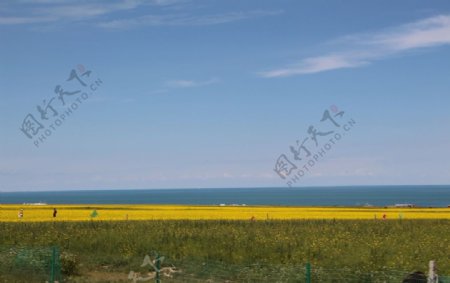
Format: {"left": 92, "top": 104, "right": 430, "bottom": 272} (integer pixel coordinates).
{"left": 1, "top": 205, "right": 449, "bottom": 222}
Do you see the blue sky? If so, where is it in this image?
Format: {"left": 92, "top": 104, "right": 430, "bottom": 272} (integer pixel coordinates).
{"left": 1, "top": 0, "right": 450, "bottom": 191}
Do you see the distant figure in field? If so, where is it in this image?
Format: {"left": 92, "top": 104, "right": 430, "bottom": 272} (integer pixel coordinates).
{"left": 250, "top": 216, "right": 256, "bottom": 221}
{"left": 18, "top": 209, "right": 24, "bottom": 219}
{"left": 402, "top": 271, "right": 426, "bottom": 283}
{"left": 382, "top": 213, "right": 387, "bottom": 220}
{"left": 53, "top": 208, "right": 58, "bottom": 218}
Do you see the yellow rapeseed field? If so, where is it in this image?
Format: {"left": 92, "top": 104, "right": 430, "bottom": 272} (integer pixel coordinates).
{"left": 0, "top": 205, "right": 449, "bottom": 222}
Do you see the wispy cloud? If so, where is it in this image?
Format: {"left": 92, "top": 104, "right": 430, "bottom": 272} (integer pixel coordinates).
{"left": 36, "top": 1, "right": 141, "bottom": 20}
{"left": 97, "top": 10, "right": 283, "bottom": 29}
{"left": 147, "top": 77, "right": 219, "bottom": 95}
{"left": 0, "top": 0, "right": 186, "bottom": 26}
{"left": 0, "top": 15, "right": 55, "bottom": 24}
{"left": 260, "top": 14, "right": 450, "bottom": 77}
{"left": 0, "top": 1, "right": 281, "bottom": 29}
{"left": 165, "top": 78, "right": 220, "bottom": 88}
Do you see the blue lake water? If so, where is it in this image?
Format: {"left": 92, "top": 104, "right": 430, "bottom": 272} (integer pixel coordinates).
{"left": 1, "top": 185, "right": 450, "bottom": 207}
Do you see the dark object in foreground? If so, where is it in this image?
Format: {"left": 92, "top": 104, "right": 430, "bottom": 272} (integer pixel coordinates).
{"left": 402, "top": 271, "right": 426, "bottom": 282}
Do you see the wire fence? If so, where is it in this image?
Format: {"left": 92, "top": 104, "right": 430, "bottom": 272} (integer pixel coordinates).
{"left": 1, "top": 246, "right": 449, "bottom": 283}
{"left": 128, "top": 260, "right": 450, "bottom": 283}
{"left": 0, "top": 246, "right": 61, "bottom": 282}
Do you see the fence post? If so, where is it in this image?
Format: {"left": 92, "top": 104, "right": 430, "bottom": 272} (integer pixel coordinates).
{"left": 428, "top": 260, "right": 438, "bottom": 283}
{"left": 50, "top": 246, "right": 56, "bottom": 283}
{"left": 155, "top": 253, "right": 161, "bottom": 283}
{"left": 305, "top": 262, "right": 311, "bottom": 283}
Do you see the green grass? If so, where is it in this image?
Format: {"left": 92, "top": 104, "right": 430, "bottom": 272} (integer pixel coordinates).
{"left": 1, "top": 220, "right": 449, "bottom": 282}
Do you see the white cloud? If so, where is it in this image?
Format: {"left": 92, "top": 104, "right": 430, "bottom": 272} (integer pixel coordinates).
{"left": 38, "top": 2, "right": 139, "bottom": 19}
{"left": 260, "top": 14, "right": 450, "bottom": 77}
{"left": 165, "top": 78, "right": 220, "bottom": 88}
{"left": 17, "top": 0, "right": 77, "bottom": 3}
{"left": 0, "top": 0, "right": 186, "bottom": 25}
{"left": 262, "top": 54, "right": 369, "bottom": 78}
{"left": 370, "top": 15, "right": 450, "bottom": 50}
{"left": 0, "top": 15, "right": 55, "bottom": 24}
{"left": 150, "top": 0, "right": 187, "bottom": 6}
{"left": 0, "top": 1, "right": 281, "bottom": 29}
{"left": 97, "top": 10, "right": 283, "bottom": 29}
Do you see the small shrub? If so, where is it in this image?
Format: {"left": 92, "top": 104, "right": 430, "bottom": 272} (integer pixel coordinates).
{"left": 60, "top": 252, "right": 80, "bottom": 276}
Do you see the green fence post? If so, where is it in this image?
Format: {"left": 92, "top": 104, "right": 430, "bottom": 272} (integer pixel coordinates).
{"left": 50, "top": 246, "right": 56, "bottom": 283}
{"left": 305, "top": 262, "right": 311, "bottom": 283}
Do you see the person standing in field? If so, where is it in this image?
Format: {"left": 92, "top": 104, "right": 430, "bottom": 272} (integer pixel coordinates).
{"left": 18, "top": 209, "right": 23, "bottom": 219}
{"left": 53, "top": 208, "right": 58, "bottom": 218}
